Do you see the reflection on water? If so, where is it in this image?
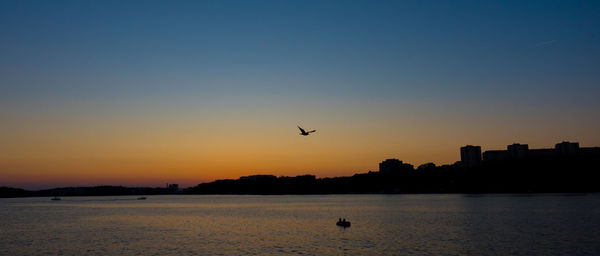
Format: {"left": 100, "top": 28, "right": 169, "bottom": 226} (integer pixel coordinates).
{"left": 1, "top": 194, "right": 600, "bottom": 255}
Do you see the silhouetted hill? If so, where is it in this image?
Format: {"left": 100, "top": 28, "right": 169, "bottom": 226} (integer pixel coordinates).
{"left": 0, "top": 187, "right": 31, "bottom": 198}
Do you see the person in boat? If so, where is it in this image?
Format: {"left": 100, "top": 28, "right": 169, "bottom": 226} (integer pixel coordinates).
{"left": 337, "top": 218, "right": 351, "bottom": 227}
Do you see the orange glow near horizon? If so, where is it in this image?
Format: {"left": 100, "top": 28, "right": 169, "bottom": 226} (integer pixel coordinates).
{"left": 2, "top": 100, "right": 598, "bottom": 190}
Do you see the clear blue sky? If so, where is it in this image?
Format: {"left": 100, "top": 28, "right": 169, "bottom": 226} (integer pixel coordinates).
{"left": 1, "top": 0, "right": 599, "bottom": 188}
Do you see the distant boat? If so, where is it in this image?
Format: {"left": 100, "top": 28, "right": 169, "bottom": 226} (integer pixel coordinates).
{"left": 336, "top": 219, "right": 351, "bottom": 228}
{"left": 51, "top": 197, "right": 61, "bottom": 201}
{"left": 137, "top": 197, "right": 147, "bottom": 200}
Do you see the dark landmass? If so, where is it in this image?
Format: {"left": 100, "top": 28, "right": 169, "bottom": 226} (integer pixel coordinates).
{"left": 183, "top": 142, "right": 600, "bottom": 195}
{"left": 2, "top": 141, "right": 599, "bottom": 197}
{"left": 0, "top": 187, "right": 30, "bottom": 198}
{"left": 182, "top": 155, "right": 599, "bottom": 195}
{"left": 0, "top": 186, "right": 178, "bottom": 198}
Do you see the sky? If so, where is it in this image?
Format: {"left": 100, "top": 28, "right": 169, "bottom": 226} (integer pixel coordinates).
{"left": 1, "top": 0, "right": 599, "bottom": 189}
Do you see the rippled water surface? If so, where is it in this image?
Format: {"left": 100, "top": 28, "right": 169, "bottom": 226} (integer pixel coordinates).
{"left": 1, "top": 194, "right": 600, "bottom": 255}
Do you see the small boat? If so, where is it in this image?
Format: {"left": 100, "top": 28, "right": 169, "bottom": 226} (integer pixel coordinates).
{"left": 336, "top": 219, "right": 351, "bottom": 228}
{"left": 137, "top": 197, "right": 147, "bottom": 200}
{"left": 51, "top": 197, "right": 61, "bottom": 201}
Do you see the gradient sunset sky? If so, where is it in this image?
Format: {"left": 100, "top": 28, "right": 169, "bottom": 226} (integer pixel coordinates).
{"left": 1, "top": 0, "right": 599, "bottom": 189}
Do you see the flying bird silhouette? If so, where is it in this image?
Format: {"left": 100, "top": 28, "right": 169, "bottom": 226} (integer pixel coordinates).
{"left": 298, "top": 126, "right": 316, "bottom": 136}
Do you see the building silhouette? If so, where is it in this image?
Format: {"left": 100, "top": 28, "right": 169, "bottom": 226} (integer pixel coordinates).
{"left": 482, "top": 141, "right": 599, "bottom": 161}
{"left": 581, "top": 147, "right": 600, "bottom": 156}
{"left": 460, "top": 145, "right": 482, "bottom": 168}
{"left": 555, "top": 141, "right": 579, "bottom": 155}
{"left": 528, "top": 148, "right": 556, "bottom": 158}
{"left": 482, "top": 150, "right": 509, "bottom": 161}
{"left": 507, "top": 143, "right": 529, "bottom": 158}
{"left": 484, "top": 143, "right": 529, "bottom": 161}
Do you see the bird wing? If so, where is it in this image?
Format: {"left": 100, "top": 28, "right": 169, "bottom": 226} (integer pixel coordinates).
{"left": 297, "top": 126, "right": 306, "bottom": 133}
{"left": 308, "top": 130, "right": 316, "bottom": 133}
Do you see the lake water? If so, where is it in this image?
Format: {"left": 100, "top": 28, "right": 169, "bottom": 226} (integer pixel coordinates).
{"left": 1, "top": 194, "right": 600, "bottom": 255}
